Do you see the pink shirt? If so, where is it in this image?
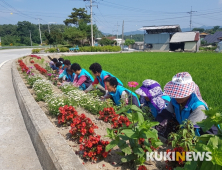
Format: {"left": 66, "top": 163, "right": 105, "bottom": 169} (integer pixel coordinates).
{"left": 58, "top": 69, "right": 63, "bottom": 74}
{"left": 73, "top": 75, "right": 87, "bottom": 86}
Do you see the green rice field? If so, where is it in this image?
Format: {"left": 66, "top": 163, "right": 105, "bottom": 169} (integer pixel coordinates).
{"left": 64, "top": 52, "right": 222, "bottom": 109}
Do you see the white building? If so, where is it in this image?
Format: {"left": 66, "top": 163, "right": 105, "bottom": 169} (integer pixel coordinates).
{"left": 114, "top": 39, "right": 125, "bottom": 46}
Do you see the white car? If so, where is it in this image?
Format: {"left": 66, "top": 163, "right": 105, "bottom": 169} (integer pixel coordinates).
{"left": 123, "top": 46, "right": 129, "bottom": 51}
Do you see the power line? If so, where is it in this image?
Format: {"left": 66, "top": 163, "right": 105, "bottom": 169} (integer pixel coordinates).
{"left": 187, "top": 6, "right": 197, "bottom": 31}
{"left": 0, "top": 0, "right": 35, "bottom": 19}
{"left": 114, "top": 22, "right": 120, "bottom": 39}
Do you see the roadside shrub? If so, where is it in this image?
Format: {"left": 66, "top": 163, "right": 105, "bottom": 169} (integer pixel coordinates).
{"left": 59, "top": 47, "right": 69, "bottom": 52}
{"left": 32, "top": 49, "right": 41, "bottom": 54}
{"left": 48, "top": 48, "right": 57, "bottom": 53}
{"left": 199, "top": 46, "right": 217, "bottom": 51}
{"left": 78, "top": 46, "right": 121, "bottom": 52}
{"left": 44, "top": 49, "right": 49, "bottom": 53}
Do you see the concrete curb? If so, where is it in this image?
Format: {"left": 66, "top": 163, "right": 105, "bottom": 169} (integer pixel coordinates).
{"left": 12, "top": 60, "right": 88, "bottom": 170}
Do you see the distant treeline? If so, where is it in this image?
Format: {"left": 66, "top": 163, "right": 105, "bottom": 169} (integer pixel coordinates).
{"left": 0, "top": 21, "right": 104, "bottom": 46}
{"left": 0, "top": 21, "right": 68, "bottom": 46}
{"left": 192, "top": 26, "right": 222, "bottom": 34}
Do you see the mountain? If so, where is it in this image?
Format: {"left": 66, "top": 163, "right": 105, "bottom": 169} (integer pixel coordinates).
{"left": 182, "top": 26, "right": 219, "bottom": 32}
{"left": 102, "top": 30, "right": 143, "bottom": 36}
{"left": 102, "top": 25, "right": 221, "bottom": 36}
{"left": 123, "top": 30, "right": 144, "bottom": 35}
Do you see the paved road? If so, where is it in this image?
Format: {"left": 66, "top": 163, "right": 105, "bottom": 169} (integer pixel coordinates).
{"left": 0, "top": 48, "right": 32, "bottom": 64}
{"left": 0, "top": 49, "right": 42, "bottom": 170}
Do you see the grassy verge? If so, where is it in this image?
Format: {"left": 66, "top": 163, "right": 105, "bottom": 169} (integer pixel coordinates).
{"left": 64, "top": 52, "right": 222, "bottom": 109}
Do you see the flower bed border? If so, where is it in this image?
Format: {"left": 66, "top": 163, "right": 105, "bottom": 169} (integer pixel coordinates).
{"left": 12, "top": 60, "right": 88, "bottom": 170}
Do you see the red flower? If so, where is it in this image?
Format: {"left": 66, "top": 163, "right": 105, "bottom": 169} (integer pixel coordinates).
{"left": 81, "top": 122, "right": 86, "bottom": 127}
{"left": 102, "top": 152, "right": 108, "bottom": 158}
{"left": 97, "top": 145, "right": 103, "bottom": 154}
{"left": 80, "top": 145, "right": 84, "bottom": 151}
{"left": 89, "top": 127, "right": 94, "bottom": 134}
{"left": 138, "top": 165, "right": 148, "bottom": 170}
{"left": 83, "top": 152, "right": 87, "bottom": 157}
{"left": 81, "top": 128, "right": 87, "bottom": 135}
{"left": 88, "top": 151, "right": 93, "bottom": 157}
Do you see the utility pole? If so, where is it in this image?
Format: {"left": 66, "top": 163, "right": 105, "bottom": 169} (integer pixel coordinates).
{"left": 187, "top": 6, "right": 197, "bottom": 31}
{"left": 48, "top": 22, "right": 56, "bottom": 34}
{"left": 90, "top": 0, "right": 93, "bottom": 46}
{"left": 36, "top": 18, "right": 42, "bottom": 45}
{"left": 0, "top": 37, "right": 1, "bottom": 47}
{"left": 29, "top": 30, "right": 32, "bottom": 46}
{"left": 85, "top": 0, "right": 97, "bottom": 46}
{"left": 115, "top": 22, "right": 120, "bottom": 39}
{"left": 121, "top": 20, "right": 124, "bottom": 52}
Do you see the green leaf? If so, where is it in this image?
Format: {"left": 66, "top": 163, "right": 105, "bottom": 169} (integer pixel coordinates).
{"left": 106, "top": 128, "right": 115, "bottom": 139}
{"left": 145, "top": 130, "right": 158, "bottom": 139}
{"left": 200, "top": 161, "right": 215, "bottom": 170}
{"left": 171, "top": 141, "right": 176, "bottom": 148}
{"left": 105, "top": 139, "right": 119, "bottom": 152}
{"left": 121, "top": 154, "right": 137, "bottom": 163}
{"left": 119, "top": 134, "right": 130, "bottom": 141}
{"left": 118, "top": 140, "right": 132, "bottom": 155}
{"left": 183, "top": 128, "right": 188, "bottom": 137}
{"left": 197, "top": 118, "right": 215, "bottom": 132}
{"left": 207, "top": 136, "right": 219, "bottom": 149}
{"left": 177, "top": 161, "right": 198, "bottom": 170}
{"left": 125, "top": 113, "right": 133, "bottom": 121}
{"left": 154, "top": 141, "right": 163, "bottom": 147}
{"left": 122, "top": 146, "right": 132, "bottom": 155}
{"left": 121, "top": 129, "right": 136, "bottom": 138}
{"left": 130, "top": 105, "right": 143, "bottom": 113}
{"left": 132, "top": 147, "right": 145, "bottom": 157}
{"left": 138, "top": 130, "right": 148, "bottom": 139}
{"left": 116, "top": 105, "right": 131, "bottom": 114}
{"left": 147, "top": 121, "right": 160, "bottom": 128}
{"left": 137, "top": 111, "right": 144, "bottom": 124}
{"left": 198, "top": 134, "right": 214, "bottom": 144}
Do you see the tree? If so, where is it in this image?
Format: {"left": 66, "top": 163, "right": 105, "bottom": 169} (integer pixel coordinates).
{"left": 212, "top": 26, "right": 220, "bottom": 32}
{"left": 78, "top": 20, "right": 99, "bottom": 45}
{"left": 63, "top": 27, "right": 86, "bottom": 46}
{"left": 63, "top": 8, "right": 90, "bottom": 26}
{"left": 192, "top": 28, "right": 205, "bottom": 33}
{"left": 45, "top": 29, "right": 63, "bottom": 47}
{"left": 124, "top": 39, "right": 135, "bottom": 46}
{"left": 99, "top": 37, "right": 116, "bottom": 46}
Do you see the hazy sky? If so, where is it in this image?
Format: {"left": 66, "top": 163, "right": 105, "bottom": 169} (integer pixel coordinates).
{"left": 0, "top": 0, "right": 222, "bottom": 33}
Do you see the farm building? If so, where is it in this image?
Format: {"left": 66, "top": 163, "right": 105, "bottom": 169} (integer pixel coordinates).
{"left": 132, "top": 42, "right": 144, "bottom": 50}
{"left": 170, "top": 32, "right": 200, "bottom": 52}
{"left": 203, "top": 31, "right": 222, "bottom": 44}
{"left": 139, "top": 25, "right": 200, "bottom": 52}
{"left": 200, "top": 32, "right": 209, "bottom": 39}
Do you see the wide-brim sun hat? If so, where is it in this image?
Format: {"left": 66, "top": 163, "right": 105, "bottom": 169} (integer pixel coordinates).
{"left": 164, "top": 72, "right": 195, "bottom": 98}
{"left": 135, "top": 79, "right": 166, "bottom": 112}
{"left": 135, "top": 79, "right": 162, "bottom": 98}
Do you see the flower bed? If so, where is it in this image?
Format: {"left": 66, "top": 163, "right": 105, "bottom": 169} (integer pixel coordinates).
{"left": 34, "top": 64, "right": 47, "bottom": 74}
{"left": 17, "top": 57, "right": 166, "bottom": 170}
{"left": 18, "top": 59, "right": 29, "bottom": 72}
{"left": 18, "top": 56, "right": 200, "bottom": 170}
{"left": 30, "top": 54, "right": 41, "bottom": 59}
